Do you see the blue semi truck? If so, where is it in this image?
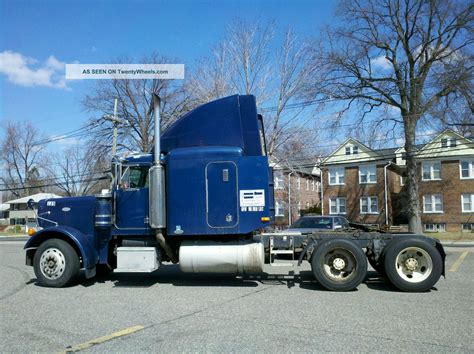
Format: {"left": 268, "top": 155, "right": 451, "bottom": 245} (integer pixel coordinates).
{"left": 24, "top": 94, "right": 445, "bottom": 292}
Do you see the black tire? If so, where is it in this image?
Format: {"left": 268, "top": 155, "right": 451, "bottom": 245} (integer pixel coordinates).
{"left": 311, "top": 239, "right": 367, "bottom": 291}
{"left": 33, "top": 239, "right": 80, "bottom": 288}
{"left": 384, "top": 237, "right": 442, "bottom": 292}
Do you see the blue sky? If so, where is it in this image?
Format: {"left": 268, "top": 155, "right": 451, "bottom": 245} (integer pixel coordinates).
{"left": 0, "top": 0, "right": 336, "bottom": 147}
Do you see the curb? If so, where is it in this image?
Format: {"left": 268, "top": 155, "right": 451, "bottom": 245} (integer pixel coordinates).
{"left": 441, "top": 241, "right": 474, "bottom": 248}
{"left": 0, "top": 236, "right": 29, "bottom": 242}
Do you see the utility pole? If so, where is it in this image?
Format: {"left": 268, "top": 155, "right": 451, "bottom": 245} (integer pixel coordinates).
{"left": 103, "top": 98, "right": 120, "bottom": 157}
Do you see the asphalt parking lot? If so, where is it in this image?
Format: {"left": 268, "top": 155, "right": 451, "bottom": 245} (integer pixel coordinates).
{"left": 0, "top": 240, "right": 473, "bottom": 353}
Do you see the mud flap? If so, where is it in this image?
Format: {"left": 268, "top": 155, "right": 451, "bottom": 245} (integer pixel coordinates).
{"left": 85, "top": 267, "right": 96, "bottom": 279}
{"left": 434, "top": 241, "right": 446, "bottom": 277}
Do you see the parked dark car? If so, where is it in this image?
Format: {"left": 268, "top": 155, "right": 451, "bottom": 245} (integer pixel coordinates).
{"left": 285, "top": 215, "right": 350, "bottom": 234}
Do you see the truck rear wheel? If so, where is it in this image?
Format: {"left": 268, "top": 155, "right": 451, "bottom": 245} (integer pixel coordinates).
{"left": 33, "top": 239, "right": 80, "bottom": 288}
{"left": 311, "top": 239, "right": 367, "bottom": 291}
{"left": 383, "top": 238, "right": 442, "bottom": 292}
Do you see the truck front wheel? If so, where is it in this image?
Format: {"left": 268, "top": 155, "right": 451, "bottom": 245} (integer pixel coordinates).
{"left": 384, "top": 238, "right": 442, "bottom": 292}
{"left": 33, "top": 239, "right": 80, "bottom": 288}
{"left": 311, "top": 239, "right": 367, "bottom": 291}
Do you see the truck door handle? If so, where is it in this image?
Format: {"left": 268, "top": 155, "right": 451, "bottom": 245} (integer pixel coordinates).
{"left": 222, "top": 169, "right": 229, "bottom": 182}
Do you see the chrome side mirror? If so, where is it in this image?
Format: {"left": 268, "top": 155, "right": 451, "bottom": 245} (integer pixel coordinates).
{"left": 27, "top": 199, "right": 37, "bottom": 210}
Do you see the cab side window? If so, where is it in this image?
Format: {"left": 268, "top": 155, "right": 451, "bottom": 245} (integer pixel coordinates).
{"left": 121, "top": 166, "right": 149, "bottom": 189}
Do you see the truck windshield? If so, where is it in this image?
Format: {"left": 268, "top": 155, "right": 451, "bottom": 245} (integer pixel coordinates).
{"left": 290, "top": 217, "right": 333, "bottom": 229}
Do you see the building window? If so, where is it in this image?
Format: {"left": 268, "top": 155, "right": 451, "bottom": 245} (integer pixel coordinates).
{"left": 441, "top": 138, "right": 456, "bottom": 148}
{"left": 400, "top": 175, "right": 405, "bottom": 186}
{"left": 359, "top": 165, "right": 376, "bottom": 184}
{"left": 306, "top": 201, "right": 310, "bottom": 208}
{"left": 461, "top": 194, "right": 474, "bottom": 213}
{"left": 330, "top": 198, "right": 346, "bottom": 214}
{"left": 297, "top": 177, "right": 301, "bottom": 190}
{"left": 424, "top": 223, "right": 446, "bottom": 232}
{"left": 462, "top": 223, "right": 474, "bottom": 232}
{"left": 460, "top": 160, "right": 474, "bottom": 179}
{"left": 306, "top": 179, "right": 310, "bottom": 190}
{"left": 345, "top": 145, "right": 358, "bottom": 155}
{"left": 316, "top": 182, "right": 320, "bottom": 192}
{"left": 423, "top": 194, "right": 443, "bottom": 213}
{"left": 422, "top": 161, "right": 441, "bottom": 181}
{"left": 360, "top": 197, "right": 378, "bottom": 214}
{"left": 311, "top": 180, "right": 315, "bottom": 191}
{"left": 275, "top": 201, "right": 285, "bottom": 217}
{"left": 274, "top": 171, "right": 284, "bottom": 190}
{"left": 328, "top": 168, "right": 345, "bottom": 185}
{"left": 297, "top": 201, "right": 301, "bottom": 216}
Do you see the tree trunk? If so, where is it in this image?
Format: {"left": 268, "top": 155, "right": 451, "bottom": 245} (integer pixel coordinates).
{"left": 404, "top": 117, "right": 423, "bottom": 233}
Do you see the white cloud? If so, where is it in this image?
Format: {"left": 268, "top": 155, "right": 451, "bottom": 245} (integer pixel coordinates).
{"left": 0, "top": 50, "right": 68, "bottom": 89}
{"left": 371, "top": 55, "right": 391, "bottom": 70}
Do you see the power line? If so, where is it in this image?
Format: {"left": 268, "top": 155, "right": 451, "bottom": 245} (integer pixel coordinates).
{"left": 0, "top": 170, "right": 109, "bottom": 189}
{"left": 272, "top": 144, "right": 474, "bottom": 169}
{"left": 0, "top": 175, "right": 109, "bottom": 192}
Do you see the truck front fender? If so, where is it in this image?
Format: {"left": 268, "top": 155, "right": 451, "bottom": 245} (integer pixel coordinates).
{"left": 24, "top": 226, "right": 98, "bottom": 270}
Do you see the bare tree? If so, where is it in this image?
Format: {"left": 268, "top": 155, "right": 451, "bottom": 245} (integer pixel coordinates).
{"left": 189, "top": 21, "right": 321, "bottom": 160}
{"left": 50, "top": 146, "right": 108, "bottom": 197}
{"left": 308, "top": 0, "right": 473, "bottom": 232}
{"left": 82, "top": 53, "right": 194, "bottom": 157}
{"left": 187, "top": 19, "right": 273, "bottom": 106}
{"left": 0, "top": 121, "right": 46, "bottom": 198}
{"left": 266, "top": 30, "right": 320, "bottom": 157}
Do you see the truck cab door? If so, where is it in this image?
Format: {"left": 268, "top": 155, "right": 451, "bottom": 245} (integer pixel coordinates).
{"left": 115, "top": 165, "right": 150, "bottom": 231}
{"left": 206, "top": 162, "right": 238, "bottom": 228}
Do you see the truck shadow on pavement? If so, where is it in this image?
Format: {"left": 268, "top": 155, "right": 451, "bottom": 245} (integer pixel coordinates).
{"left": 71, "top": 265, "right": 409, "bottom": 292}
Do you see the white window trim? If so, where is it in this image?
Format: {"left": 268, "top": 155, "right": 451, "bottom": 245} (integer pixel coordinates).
{"left": 360, "top": 196, "right": 379, "bottom": 214}
{"left": 461, "top": 194, "right": 474, "bottom": 213}
{"left": 359, "top": 165, "right": 377, "bottom": 184}
{"left": 424, "top": 223, "right": 446, "bottom": 233}
{"left": 329, "top": 197, "right": 346, "bottom": 215}
{"left": 274, "top": 172, "right": 284, "bottom": 190}
{"left": 275, "top": 201, "right": 285, "bottom": 217}
{"left": 306, "top": 179, "right": 310, "bottom": 190}
{"left": 422, "top": 161, "right": 442, "bottom": 181}
{"left": 459, "top": 160, "right": 474, "bottom": 180}
{"left": 297, "top": 177, "right": 301, "bottom": 190}
{"left": 423, "top": 194, "right": 444, "bottom": 214}
{"left": 328, "top": 168, "right": 345, "bottom": 186}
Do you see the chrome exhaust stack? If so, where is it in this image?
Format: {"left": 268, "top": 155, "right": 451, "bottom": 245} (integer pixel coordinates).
{"left": 149, "top": 94, "right": 166, "bottom": 229}
{"left": 149, "top": 94, "right": 177, "bottom": 263}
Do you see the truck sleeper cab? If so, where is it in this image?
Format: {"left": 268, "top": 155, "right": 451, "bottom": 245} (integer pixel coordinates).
{"left": 24, "top": 94, "right": 446, "bottom": 292}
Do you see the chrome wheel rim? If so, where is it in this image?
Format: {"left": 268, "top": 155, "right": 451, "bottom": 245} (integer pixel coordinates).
{"left": 39, "top": 248, "right": 66, "bottom": 280}
{"left": 322, "top": 248, "right": 357, "bottom": 282}
{"left": 395, "top": 247, "right": 432, "bottom": 283}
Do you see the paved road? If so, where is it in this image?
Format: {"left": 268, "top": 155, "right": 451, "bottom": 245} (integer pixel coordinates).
{"left": 0, "top": 241, "right": 472, "bottom": 352}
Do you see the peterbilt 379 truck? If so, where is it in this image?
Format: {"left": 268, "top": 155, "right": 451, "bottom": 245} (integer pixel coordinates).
{"left": 24, "top": 94, "right": 445, "bottom": 292}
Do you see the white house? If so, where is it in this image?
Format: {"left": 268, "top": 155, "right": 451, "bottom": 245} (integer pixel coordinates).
{"left": 6, "top": 193, "right": 62, "bottom": 226}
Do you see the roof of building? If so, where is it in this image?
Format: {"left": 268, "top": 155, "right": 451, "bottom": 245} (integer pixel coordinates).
{"left": 270, "top": 157, "right": 321, "bottom": 176}
{"left": 373, "top": 147, "right": 398, "bottom": 157}
{"left": 322, "top": 128, "right": 472, "bottom": 166}
{"left": 0, "top": 203, "right": 10, "bottom": 212}
{"left": 5, "top": 193, "right": 62, "bottom": 204}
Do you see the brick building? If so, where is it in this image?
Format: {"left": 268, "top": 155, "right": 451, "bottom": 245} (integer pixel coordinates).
{"left": 271, "top": 159, "right": 321, "bottom": 227}
{"left": 321, "top": 129, "right": 474, "bottom": 233}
